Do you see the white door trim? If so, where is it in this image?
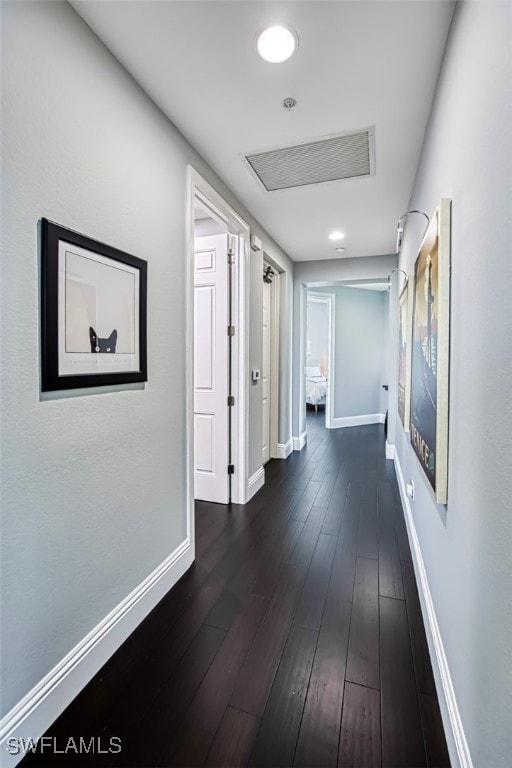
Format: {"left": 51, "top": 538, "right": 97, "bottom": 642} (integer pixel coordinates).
{"left": 306, "top": 292, "right": 335, "bottom": 429}
{"left": 298, "top": 284, "right": 307, "bottom": 444}
{"left": 186, "top": 166, "right": 250, "bottom": 507}
{"left": 262, "top": 268, "right": 271, "bottom": 466}
{"left": 263, "top": 258, "right": 280, "bottom": 461}
{"left": 270, "top": 267, "right": 280, "bottom": 458}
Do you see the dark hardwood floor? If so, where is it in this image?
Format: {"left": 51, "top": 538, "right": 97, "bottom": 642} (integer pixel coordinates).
{"left": 21, "top": 412, "right": 450, "bottom": 768}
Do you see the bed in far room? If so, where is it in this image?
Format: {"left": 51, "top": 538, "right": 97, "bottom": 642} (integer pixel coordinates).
{"left": 305, "top": 365, "right": 327, "bottom": 411}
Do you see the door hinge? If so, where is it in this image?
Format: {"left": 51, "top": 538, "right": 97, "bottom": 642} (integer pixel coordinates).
{"left": 228, "top": 250, "right": 235, "bottom": 265}
{"left": 227, "top": 325, "right": 235, "bottom": 336}
{"left": 228, "top": 464, "right": 235, "bottom": 475}
{"left": 227, "top": 395, "right": 235, "bottom": 407}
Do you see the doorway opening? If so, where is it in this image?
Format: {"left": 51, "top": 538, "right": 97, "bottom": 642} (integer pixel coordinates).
{"left": 299, "top": 280, "right": 390, "bottom": 450}
{"left": 305, "top": 291, "right": 335, "bottom": 430}
{"left": 186, "top": 167, "right": 250, "bottom": 525}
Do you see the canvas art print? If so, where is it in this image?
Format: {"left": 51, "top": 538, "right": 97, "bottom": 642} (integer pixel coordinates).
{"left": 41, "top": 219, "right": 147, "bottom": 391}
{"left": 398, "top": 281, "right": 411, "bottom": 430}
{"left": 410, "top": 199, "right": 451, "bottom": 503}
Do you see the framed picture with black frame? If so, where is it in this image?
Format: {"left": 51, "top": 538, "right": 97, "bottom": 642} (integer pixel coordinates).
{"left": 41, "top": 218, "right": 147, "bottom": 391}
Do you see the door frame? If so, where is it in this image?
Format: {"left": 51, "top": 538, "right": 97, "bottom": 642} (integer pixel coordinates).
{"left": 305, "top": 291, "right": 335, "bottom": 430}
{"left": 263, "top": 257, "right": 280, "bottom": 459}
{"left": 186, "top": 167, "right": 250, "bottom": 527}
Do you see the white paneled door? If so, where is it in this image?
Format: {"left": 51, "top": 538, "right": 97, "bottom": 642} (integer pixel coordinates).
{"left": 262, "top": 275, "right": 271, "bottom": 465}
{"left": 194, "top": 234, "right": 229, "bottom": 503}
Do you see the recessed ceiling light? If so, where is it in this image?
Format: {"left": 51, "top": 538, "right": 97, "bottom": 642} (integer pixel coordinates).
{"left": 328, "top": 231, "right": 345, "bottom": 241}
{"left": 257, "top": 25, "right": 298, "bottom": 63}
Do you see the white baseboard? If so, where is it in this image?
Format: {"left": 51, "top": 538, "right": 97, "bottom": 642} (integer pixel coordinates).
{"left": 332, "top": 412, "right": 385, "bottom": 429}
{"left": 394, "top": 454, "right": 472, "bottom": 768}
{"left": 276, "top": 439, "right": 292, "bottom": 459}
{"left": 0, "top": 540, "right": 194, "bottom": 768}
{"left": 247, "top": 466, "right": 265, "bottom": 500}
{"left": 385, "top": 440, "right": 395, "bottom": 459}
{"left": 292, "top": 431, "right": 307, "bottom": 451}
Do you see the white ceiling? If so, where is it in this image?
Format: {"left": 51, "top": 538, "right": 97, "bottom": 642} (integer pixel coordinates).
{"left": 71, "top": 0, "right": 455, "bottom": 262}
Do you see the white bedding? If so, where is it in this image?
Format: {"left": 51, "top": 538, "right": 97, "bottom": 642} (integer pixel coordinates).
{"left": 306, "top": 374, "right": 327, "bottom": 405}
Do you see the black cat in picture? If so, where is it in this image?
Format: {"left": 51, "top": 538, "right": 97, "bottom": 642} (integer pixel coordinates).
{"left": 89, "top": 327, "right": 117, "bottom": 353}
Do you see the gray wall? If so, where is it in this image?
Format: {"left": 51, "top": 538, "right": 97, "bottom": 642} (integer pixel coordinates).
{"left": 293, "top": 255, "right": 396, "bottom": 437}
{"left": 390, "top": 2, "right": 512, "bottom": 765}
{"left": 0, "top": 0, "right": 294, "bottom": 717}
{"left": 312, "top": 287, "right": 388, "bottom": 420}
{"left": 306, "top": 298, "right": 328, "bottom": 369}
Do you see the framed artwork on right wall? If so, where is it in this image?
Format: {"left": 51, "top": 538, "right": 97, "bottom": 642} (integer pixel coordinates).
{"left": 410, "top": 198, "right": 451, "bottom": 504}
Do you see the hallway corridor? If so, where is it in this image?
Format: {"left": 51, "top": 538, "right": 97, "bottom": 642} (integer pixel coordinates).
{"left": 22, "top": 413, "right": 450, "bottom": 768}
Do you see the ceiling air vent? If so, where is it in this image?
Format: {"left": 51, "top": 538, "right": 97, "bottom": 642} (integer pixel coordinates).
{"left": 244, "top": 127, "right": 375, "bottom": 192}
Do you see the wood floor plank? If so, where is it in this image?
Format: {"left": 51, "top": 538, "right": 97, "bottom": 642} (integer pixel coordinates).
{"left": 378, "top": 482, "right": 405, "bottom": 600}
{"left": 378, "top": 479, "right": 397, "bottom": 524}
{"left": 248, "top": 624, "right": 318, "bottom": 768}
{"left": 292, "top": 461, "right": 318, "bottom": 490}
{"left": 205, "top": 523, "right": 280, "bottom": 631}
{"left": 378, "top": 518, "right": 405, "bottom": 599}
{"left": 230, "top": 565, "right": 306, "bottom": 716}
{"left": 402, "top": 560, "right": 436, "bottom": 695}
{"left": 321, "top": 487, "right": 347, "bottom": 536}
{"left": 290, "top": 480, "right": 322, "bottom": 522}
{"left": 309, "top": 441, "right": 328, "bottom": 464}
{"left": 358, "top": 476, "right": 379, "bottom": 559}
{"left": 114, "top": 624, "right": 227, "bottom": 767}
{"left": 419, "top": 693, "right": 451, "bottom": 768}
{"left": 343, "top": 481, "right": 363, "bottom": 524}
{"left": 195, "top": 506, "right": 233, "bottom": 557}
{"left": 205, "top": 518, "right": 290, "bottom": 631}
{"left": 204, "top": 707, "right": 260, "bottom": 768}
{"left": 315, "top": 469, "right": 338, "bottom": 508}
{"left": 380, "top": 595, "right": 426, "bottom": 767}
{"left": 293, "top": 533, "right": 337, "bottom": 630}
{"left": 280, "top": 485, "right": 313, "bottom": 520}
{"left": 338, "top": 681, "right": 382, "bottom": 768}
{"left": 311, "top": 460, "right": 330, "bottom": 483}
{"left": 151, "top": 573, "right": 226, "bottom": 667}
{"left": 343, "top": 459, "right": 366, "bottom": 484}
{"left": 198, "top": 512, "right": 255, "bottom": 575}
{"left": 335, "top": 461, "right": 351, "bottom": 490}
{"left": 396, "top": 515, "right": 413, "bottom": 562}
{"left": 163, "top": 594, "right": 269, "bottom": 767}
{"left": 328, "top": 522, "right": 358, "bottom": 603}
{"left": 251, "top": 519, "right": 304, "bottom": 598}
{"left": 290, "top": 505, "right": 328, "bottom": 570}
{"left": 346, "top": 557, "right": 380, "bottom": 690}
{"left": 294, "top": 598, "right": 351, "bottom": 768}
{"left": 203, "top": 581, "right": 248, "bottom": 631}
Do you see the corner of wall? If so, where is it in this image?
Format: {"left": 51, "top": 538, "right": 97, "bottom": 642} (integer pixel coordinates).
{"left": 0, "top": 541, "right": 193, "bottom": 768}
